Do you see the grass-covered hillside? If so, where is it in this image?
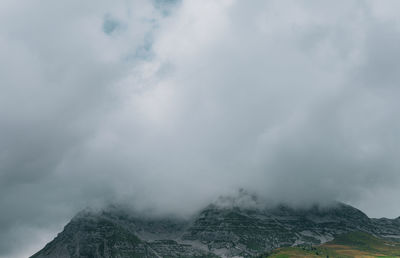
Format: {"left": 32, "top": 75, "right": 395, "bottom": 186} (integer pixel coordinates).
{"left": 263, "top": 231, "right": 400, "bottom": 258}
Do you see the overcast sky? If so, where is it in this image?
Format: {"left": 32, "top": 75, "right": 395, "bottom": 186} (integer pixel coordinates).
{"left": 1, "top": 0, "right": 400, "bottom": 257}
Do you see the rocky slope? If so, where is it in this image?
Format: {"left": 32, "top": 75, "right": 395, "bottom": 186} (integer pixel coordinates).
{"left": 31, "top": 199, "right": 400, "bottom": 257}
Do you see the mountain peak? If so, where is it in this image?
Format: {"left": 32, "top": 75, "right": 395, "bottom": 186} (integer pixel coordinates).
{"left": 31, "top": 198, "right": 400, "bottom": 258}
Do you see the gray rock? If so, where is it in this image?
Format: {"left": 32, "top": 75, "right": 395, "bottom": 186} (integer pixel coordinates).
{"left": 31, "top": 200, "right": 400, "bottom": 258}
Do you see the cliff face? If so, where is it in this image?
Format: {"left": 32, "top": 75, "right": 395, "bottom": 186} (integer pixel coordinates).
{"left": 31, "top": 202, "right": 400, "bottom": 258}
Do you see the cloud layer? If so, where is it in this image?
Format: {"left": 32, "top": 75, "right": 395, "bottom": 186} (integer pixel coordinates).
{"left": 1, "top": 1, "right": 400, "bottom": 257}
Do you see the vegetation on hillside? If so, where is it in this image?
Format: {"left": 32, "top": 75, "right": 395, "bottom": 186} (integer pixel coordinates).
{"left": 260, "top": 231, "right": 400, "bottom": 258}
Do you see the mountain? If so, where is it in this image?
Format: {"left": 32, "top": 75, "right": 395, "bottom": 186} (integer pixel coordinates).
{"left": 31, "top": 197, "right": 400, "bottom": 258}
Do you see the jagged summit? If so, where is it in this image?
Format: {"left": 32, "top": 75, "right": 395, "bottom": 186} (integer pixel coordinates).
{"left": 31, "top": 194, "right": 400, "bottom": 258}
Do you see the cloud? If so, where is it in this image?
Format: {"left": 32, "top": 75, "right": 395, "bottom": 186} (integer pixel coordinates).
{"left": 1, "top": 0, "right": 400, "bottom": 257}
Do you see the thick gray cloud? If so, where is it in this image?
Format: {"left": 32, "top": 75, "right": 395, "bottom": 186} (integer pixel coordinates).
{"left": 1, "top": 1, "right": 400, "bottom": 257}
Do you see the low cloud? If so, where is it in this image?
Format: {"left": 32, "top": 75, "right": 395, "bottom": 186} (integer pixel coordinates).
{"left": 1, "top": 1, "right": 400, "bottom": 257}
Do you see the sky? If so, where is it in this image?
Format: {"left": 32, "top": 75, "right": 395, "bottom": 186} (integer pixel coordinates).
{"left": 1, "top": 0, "right": 400, "bottom": 257}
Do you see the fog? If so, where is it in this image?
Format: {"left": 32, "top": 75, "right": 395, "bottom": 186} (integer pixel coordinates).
{"left": 1, "top": 1, "right": 400, "bottom": 257}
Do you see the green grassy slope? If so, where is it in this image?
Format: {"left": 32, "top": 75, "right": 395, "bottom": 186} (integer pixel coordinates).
{"left": 260, "top": 231, "right": 400, "bottom": 258}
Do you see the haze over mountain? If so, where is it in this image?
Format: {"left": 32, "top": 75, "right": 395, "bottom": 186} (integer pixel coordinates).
{"left": 2, "top": 1, "right": 400, "bottom": 257}
{"left": 31, "top": 192, "right": 400, "bottom": 257}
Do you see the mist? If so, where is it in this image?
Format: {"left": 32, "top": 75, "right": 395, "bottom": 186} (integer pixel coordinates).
{"left": 1, "top": 1, "right": 400, "bottom": 257}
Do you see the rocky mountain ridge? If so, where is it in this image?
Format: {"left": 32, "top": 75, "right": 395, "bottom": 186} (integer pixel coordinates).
{"left": 31, "top": 199, "right": 400, "bottom": 257}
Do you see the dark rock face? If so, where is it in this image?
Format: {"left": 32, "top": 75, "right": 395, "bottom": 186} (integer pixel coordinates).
{"left": 31, "top": 213, "right": 156, "bottom": 258}
{"left": 31, "top": 202, "right": 400, "bottom": 258}
{"left": 371, "top": 216, "right": 400, "bottom": 241}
